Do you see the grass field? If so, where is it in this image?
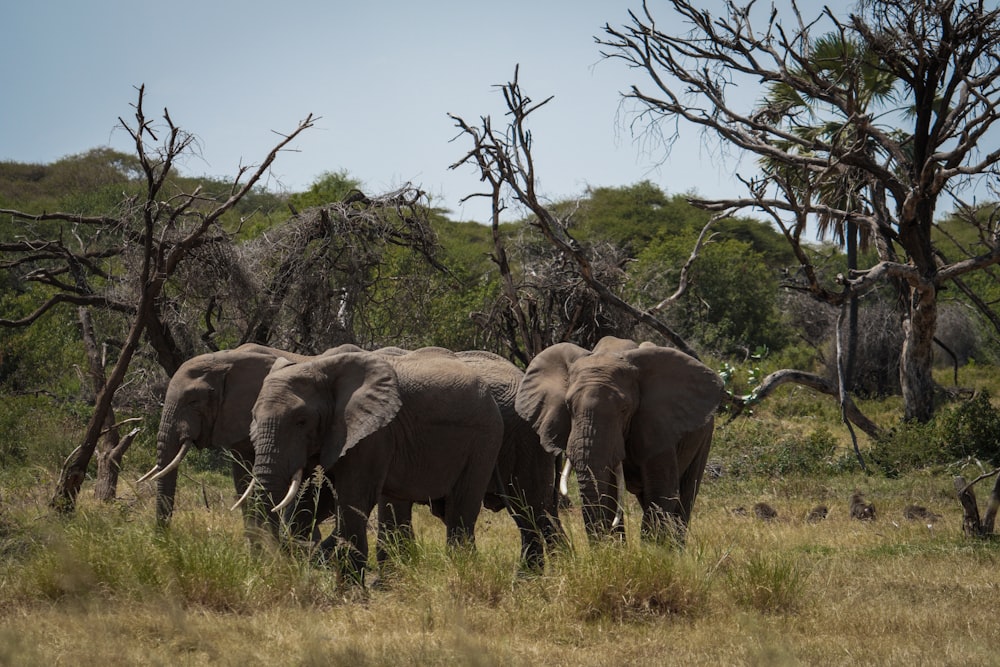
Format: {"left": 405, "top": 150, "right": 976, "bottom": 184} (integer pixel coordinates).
{"left": 2, "top": 452, "right": 998, "bottom": 666}
{"left": 3, "top": 365, "right": 1000, "bottom": 665}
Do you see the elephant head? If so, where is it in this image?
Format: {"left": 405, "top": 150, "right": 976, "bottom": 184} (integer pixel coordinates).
{"left": 249, "top": 352, "right": 402, "bottom": 523}
{"left": 141, "top": 344, "right": 310, "bottom": 526}
{"left": 515, "top": 336, "right": 725, "bottom": 542}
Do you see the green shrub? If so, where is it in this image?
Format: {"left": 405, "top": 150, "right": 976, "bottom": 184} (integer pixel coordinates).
{"left": 715, "top": 422, "right": 839, "bottom": 477}
{"left": 938, "top": 390, "right": 1000, "bottom": 464}
{"left": 0, "top": 394, "right": 85, "bottom": 471}
{"left": 867, "top": 391, "right": 1000, "bottom": 475}
{"left": 867, "top": 419, "right": 943, "bottom": 476}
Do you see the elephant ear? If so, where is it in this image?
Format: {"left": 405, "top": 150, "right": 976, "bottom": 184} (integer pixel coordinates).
{"left": 516, "top": 342, "right": 590, "bottom": 455}
{"left": 212, "top": 350, "right": 281, "bottom": 448}
{"left": 316, "top": 352, "right": 402, "bottom": 470}
{"left": 625, "top": 346, "right": 725, "bottom": 457}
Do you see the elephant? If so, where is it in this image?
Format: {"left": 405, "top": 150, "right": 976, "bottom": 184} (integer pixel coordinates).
{"left": 514, "top": 336, "right": 725, "bottom": 543}
{"left": 454, "top": 350, "right": 563, "bottom": 567}
{"left": 247, "top": 346, "right": 505, "bottom": 583}
{"left": 139, "top": 343, "right": 348, "bottom": 527}
{"left": 272, "top": 347, "right": 564, "bottom": 571}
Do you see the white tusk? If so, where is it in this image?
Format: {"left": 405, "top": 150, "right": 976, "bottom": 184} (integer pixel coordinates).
{"left": 559, "top": 457, "right": 572, "bottom": 497}
{"left": 136, "top": 465, "right": 161, "bottom": 484}
{"left": 271, "top": 468, "right": 304, "bottom": 513}
{"left": 611, "top": 462, "right": 625, "bottom": 529}
{"left": 149, "top": 441, "right": 191, "bottom": 482}
{"left": 230, "top": 479, "right": 257, "bottom": 512}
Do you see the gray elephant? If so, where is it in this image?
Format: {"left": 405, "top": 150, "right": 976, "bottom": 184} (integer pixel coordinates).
{"left": 139, "top": 343, "right": 340, "bottom": 527}
{"left": 248, "top": 347, "right": 504, "bottom": 582}
{"left": 456, "top": 350, "right": 563, "bottom": 567}
{"left": 374, "top": 349, "right": 563, "bottom": 570}
{"left": 514, "top": 336, "right": 725, "bottom": 543}
{"left": 276, "top": 347, "right": 563, "bottom": 571}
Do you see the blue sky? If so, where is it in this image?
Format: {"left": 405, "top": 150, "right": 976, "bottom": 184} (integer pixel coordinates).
{"left": 0, "top": 1, "right": 751, "bottom": 223}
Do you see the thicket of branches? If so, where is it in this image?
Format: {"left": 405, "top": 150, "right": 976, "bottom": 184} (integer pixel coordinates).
{"left": 595, "top": 0, "right": 1000, "bottom": 424}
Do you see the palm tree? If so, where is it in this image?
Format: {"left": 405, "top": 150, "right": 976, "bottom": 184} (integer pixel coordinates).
{"left": 758, "top": 33, "right": 900, "bottom": 390}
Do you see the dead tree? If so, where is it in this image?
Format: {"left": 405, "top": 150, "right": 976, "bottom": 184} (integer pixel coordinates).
{"left": 449, "top": 67, "right": 711, "bottom": 362}
{"left": 449, "top": 68, "right": 884, "bottom": 454}
{"left": 955, "top": 471, "right": 1000, "bottom": 538}
{"left": 1, "top": 85, "right": 314, "bottom": 512}
{"left": 598, "top": 0, "right": 1000, "bottom": 424}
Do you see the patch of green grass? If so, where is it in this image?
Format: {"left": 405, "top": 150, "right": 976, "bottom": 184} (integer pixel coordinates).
{"left": 556, "top": 541, "right": 709, "bottom": 622}
{"left": 725, "top": 550, "right": 808, "bottom": 614}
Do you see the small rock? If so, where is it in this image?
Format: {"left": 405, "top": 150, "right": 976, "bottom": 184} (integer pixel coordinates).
{"left": 753, "top": 502, "right": 778, "bottom": 521}
{"left": 850, "top": 491, "right": 876, "bottom": 521}
{"left": 806, "top": 505, "right": 829, "bottom": 523}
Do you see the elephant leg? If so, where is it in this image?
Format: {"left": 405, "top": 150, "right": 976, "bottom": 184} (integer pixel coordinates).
{"left": 442, "top": 496, "right": 478, "bottom": 548}
{"left": 321, "top": 474, "right": 379, "bottom": 585}
{"left": 500, "top": 481, "right": 547, "bottom": 570}
{"left": 376, "top": 498, "right": 414, "bottom": 566}
{"left": 575, "top": 464, "right": 624, "bottom": 542}
{"left": 442, "top": 474, "right": 488, "bottom": 549}
{"left": 677, "top": 423, "right": 714, "bottom": 528}
{"left": 638, "top": 450, "right": 685, "bottom": 544}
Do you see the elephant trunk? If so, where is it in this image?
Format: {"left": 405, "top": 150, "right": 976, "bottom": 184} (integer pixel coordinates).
{"left": 568, "top": 421, "right": 625, "bottom": 540}
{"left": 151, "top": 402, "right": 189, "bottom": 527}
{"left": 250, "top": 417, "right": 297, "bottom": 535}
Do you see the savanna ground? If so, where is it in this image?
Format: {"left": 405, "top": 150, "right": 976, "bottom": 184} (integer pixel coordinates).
{"left": 3, "top": 367, "right": 1000, "bottom": 666}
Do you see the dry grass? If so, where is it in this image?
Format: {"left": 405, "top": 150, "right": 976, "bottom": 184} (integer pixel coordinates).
{"left": 2, "top": 466, "right": 1000, "bottom": 666}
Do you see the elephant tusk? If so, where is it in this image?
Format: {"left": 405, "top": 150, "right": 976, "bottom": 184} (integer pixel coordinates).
{"left": 271, "top": 468, "right": 304, "bottom": 513}
{"left": 559, "top": 457, "right": 572, "bottom": 497}
{"left": 136, "top": 464, "right": 160, "bottom": 484}
{"left": 611, "top": 462, "right": 625, "bottom": 529}
{"left": 230, "top": 479, "right": 257, "bottom": 512}
{"left": 149, "top": 441, "right": 191, "bottom": 482}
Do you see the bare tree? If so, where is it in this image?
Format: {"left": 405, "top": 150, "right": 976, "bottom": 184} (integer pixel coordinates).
{"left": 450, "top": 68, "right": 884, "bottom": 454}
{"left": 598, "top": 0, "right": 1000, "bottom": 422}
{"left": 449, "top": 68, "right": 712, "bottom": 362}
{"left": 0, "top": 85, "right": 314, "bottom": 511}
{"left": 196, "top": 187, "right": 445, "bottom": 352}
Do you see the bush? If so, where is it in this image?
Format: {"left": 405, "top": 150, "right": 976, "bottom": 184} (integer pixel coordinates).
{"left": 938, "top": 390, "right": 1000, "bottom": 464}
{"left": 867, "top": 420, "right": 943, "bottom": 476}
{"left": 714, "top": 422, "right": 839, "bottom": 478}
{"left": 866, "top": 392, "right": 1000, "bottom": 474}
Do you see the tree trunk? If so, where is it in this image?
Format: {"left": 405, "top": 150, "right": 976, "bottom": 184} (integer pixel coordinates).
{"left": 93, "top": 426, "right": 124, "bottom": 502}
{"left": 899, "top": 282, "right": 937, "bottom": 423}
{"left": 52, "top": 298, "right": 153, "bottom": 512}
{"left": 844, "top": 221, "right": 858, "bottom": 391}
{"left": 77, "top": 307, "right": 122, "bottom": 502}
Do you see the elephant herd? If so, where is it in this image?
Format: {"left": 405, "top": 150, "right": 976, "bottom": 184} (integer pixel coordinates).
{"left": 138, "top": 337, "right": 726, "bottom": 584}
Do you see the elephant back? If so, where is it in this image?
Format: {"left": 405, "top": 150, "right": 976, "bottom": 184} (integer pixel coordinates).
{"left": 455, "top": 350, "right": 522, "bottom": 414}
{"left": 389, "top": 350, "right": 501, "bottom": 432}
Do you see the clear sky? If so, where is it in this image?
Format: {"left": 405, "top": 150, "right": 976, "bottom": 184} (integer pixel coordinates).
{"left": 1, "top": 0, "right": 749, "bottom": 223}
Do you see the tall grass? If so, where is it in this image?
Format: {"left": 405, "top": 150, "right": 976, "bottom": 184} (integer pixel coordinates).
{"left": 5, "top": 367, "right": 1000, "bottom": 664}
{"left": 4, "top": 468, "right": 1000, "bottom": 665}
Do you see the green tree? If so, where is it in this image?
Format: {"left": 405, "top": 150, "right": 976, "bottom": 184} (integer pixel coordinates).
{"left": 631, "top": 232, "right": 787, "bottom": 355}
{"left": 287, "top": 170, "right": 362, "bottom": 211}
